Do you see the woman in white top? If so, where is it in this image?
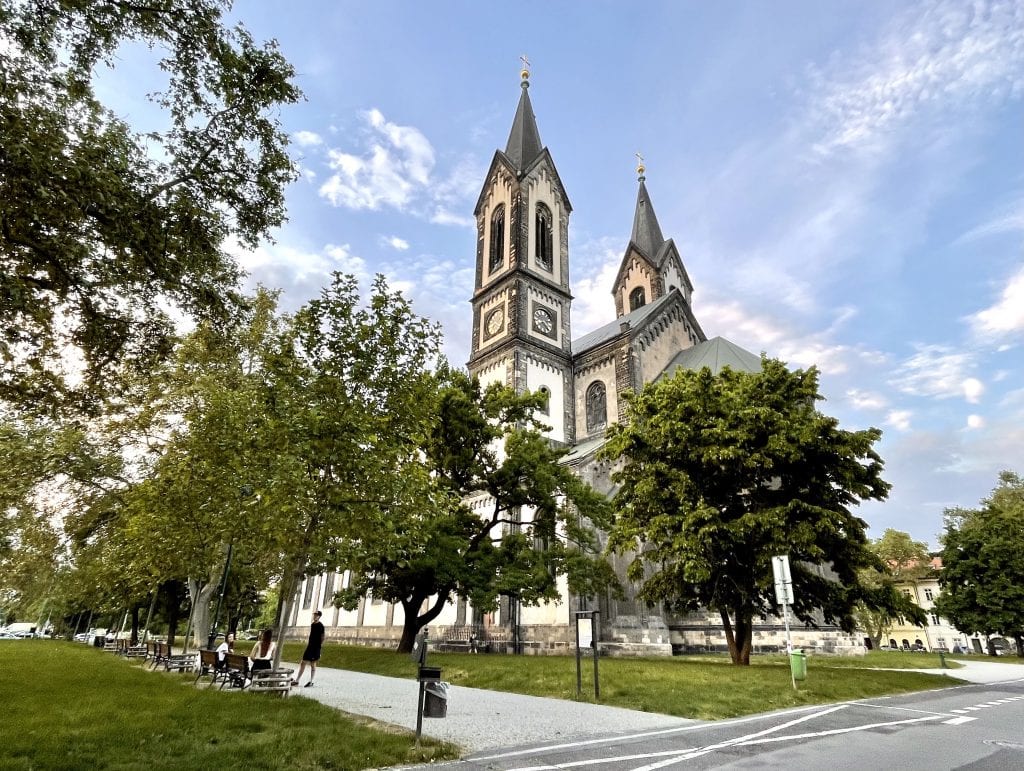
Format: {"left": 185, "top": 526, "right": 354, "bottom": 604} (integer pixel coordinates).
{"left": 215, "top": 632, "right": 235, "bottom": 668}
{"left": 250, "top": 628, "right": 276, "bottom": 671}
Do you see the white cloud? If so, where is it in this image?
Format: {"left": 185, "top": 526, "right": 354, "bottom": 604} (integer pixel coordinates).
{"left": 848, "top": 388, "right": 888, "bottom": 411}
{"left": 318, "top": 109, "right": 436, "bottom": 211}
{"left": 966, "top": 414, "right": 985, "bottom": 429}
{"left": 969, "top": 264, "right": 1024, "bottom": 339}
{"left": 806, "top": 0, "right": 1024, "bottom": 159}
{"left": 890, "top": 344, "right": 978, "bottom": 400}
{"left": 382, "top": 236, "right": 409, "bottom": 251}
{"left": 430, "top": 208, "right": 475, "bottom": 228}
{"left": 962, "top": 377, "right": 985, "bottom": 404}
{"left": 293, "top": 130, "right": 324, "bottom": 147}
{"left": 886, "top": 410, "right": 913, "bottom": 431}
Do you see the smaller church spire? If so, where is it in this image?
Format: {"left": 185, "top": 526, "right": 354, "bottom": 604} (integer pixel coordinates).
{"left": 504, "top": 58, "right": 543, "bottom": 171}
{"left": 630, "top": 156, "right": 665, "bottom": 258}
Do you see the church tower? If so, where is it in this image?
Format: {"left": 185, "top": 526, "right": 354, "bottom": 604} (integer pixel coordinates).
{"left": 610, "top": 161, "right": 694, "bottom": 318}
{"left": 468, "top": 67, "right": 575, "bottom": 444}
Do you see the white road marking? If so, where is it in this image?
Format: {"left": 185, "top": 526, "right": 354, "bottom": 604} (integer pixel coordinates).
{"left": 474, "top": 704, "right": 831, "bottom": 762}
{"left": 943, "top": 716, "right": 977, "bottom": 725}
{"left": 628, "top": 706, "right": 849, "bottom": 771}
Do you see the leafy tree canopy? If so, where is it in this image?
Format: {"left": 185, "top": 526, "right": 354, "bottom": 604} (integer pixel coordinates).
{"left": 602, "top": 359, "right": 893, "bottom": 664}
{"left": 936, "top": 471, "right": 1024, "bottom": 656}
{"left": 334, "top": 369, "right": 620, "bottom": 653}
{"left": 854, "top": 529, "right": 929, "bottom": 648}
{"left": 0, "top": 0, "right": 301, "bottom": 415}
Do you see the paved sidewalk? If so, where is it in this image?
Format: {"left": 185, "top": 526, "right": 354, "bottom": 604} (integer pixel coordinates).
{"left": 281, "top": 663, "right": 698, "bottom": 753}
{"left": 911, "top": 657, "right": 1024, "bottom": 684}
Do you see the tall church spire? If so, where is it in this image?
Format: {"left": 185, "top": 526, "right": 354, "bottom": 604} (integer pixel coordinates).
{"left": 630, "top": 159, "right": 665, "bottom": 258}
{"left": 504, "top": 63, "right": 543, "bottom": 171}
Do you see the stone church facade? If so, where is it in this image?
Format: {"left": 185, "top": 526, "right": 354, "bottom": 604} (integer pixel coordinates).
{"left": 288, "top": 70, "right": 863, "bottom": 656}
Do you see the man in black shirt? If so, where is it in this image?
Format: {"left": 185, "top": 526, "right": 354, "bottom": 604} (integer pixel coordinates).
{"left": 292, "top": 610, "right": 325, "bottom": 687}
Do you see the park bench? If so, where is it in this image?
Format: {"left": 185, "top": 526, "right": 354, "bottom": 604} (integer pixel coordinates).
{"left": 125, "top": 639, "right": 147, "bottom": 659}
{"left": 103, "top": 637, "right": 118, "bottom": 653}
{"left": 249, "top": 668, "right": 293, "bottom": 697}
{"left": 220, "top": 652, "right": 250, "bottom": 689}
{"left": 149, "top": 641, "right": 195, "bottom": 673}
{"left": 194, "top": 649, "right": 223, "bottom": 687}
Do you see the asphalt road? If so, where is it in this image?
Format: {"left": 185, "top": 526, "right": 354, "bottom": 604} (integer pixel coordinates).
{"left": 426, "top": 662, "right": 1024, "bottom": 770}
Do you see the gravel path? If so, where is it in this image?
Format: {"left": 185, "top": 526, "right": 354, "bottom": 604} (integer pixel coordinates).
{"left": 282, "top": 663, "right": 698, "bottom": 754}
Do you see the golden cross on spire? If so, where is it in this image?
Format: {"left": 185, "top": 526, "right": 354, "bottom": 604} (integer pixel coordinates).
{"left": 635, "top": 152, "right": 646, "bottom": 178}
{"left": 520, "top": 55, "right": 531, "bottom": 81}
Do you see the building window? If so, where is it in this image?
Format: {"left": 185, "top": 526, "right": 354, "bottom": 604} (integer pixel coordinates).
{"left": 629, "top": 287, "right": 646, "bottom": 311}
{"left": 538, "top": 386, "right": 550, "bottom": 415}
{"left": 586, "top": 381, "right": 607, "bottom": 433}
{"left": 903, "top": 589, "right": 912, "bottom": 598}
{"left": 489, "top": 204, "right": 505, "bottom": 272}
{"left": 535, "top": 203, "right": 553, "bottom": 271}
{"left": 302, "top": 577, "right": 315, "bottom": 609}
{"left": 930, "top": 613, "right": 940, "bottom": 625}
{"left": 323, "top": 572, "right": 336, "bottom": 607}
{"left": 924, "top": 588, "right": 934, "bottom": 601}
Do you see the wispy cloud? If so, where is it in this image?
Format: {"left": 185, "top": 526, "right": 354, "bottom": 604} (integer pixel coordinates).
{"left": 806, "top": 0, "right": 1024, "bottom": 159}
{"left": 886, "top": 410, "right": 912, "bottom": 431}
{"left": 968, "top": 263, "right": 1024, "bottom": 339}
{"left": 954, "top": 196, "right": 1024, "bottom": 243}
{"left": 319, "top": 108, "right": 435, "bottom": 211}
{"left": 889, "top": 344, "right": 980, "bottom": 401}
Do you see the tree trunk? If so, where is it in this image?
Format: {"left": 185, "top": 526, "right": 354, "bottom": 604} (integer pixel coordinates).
{"left": 187, "top": 577, "right": 217, "bottom": 650}
{"left": 1014, "top": 632, "right": 1023, "bottom": 658}
{"left": 719, "top": 607, "right": 752, "bottom": 665}
{"left": 130, "top": 606, "right": 140, "bottom": 645}
{"left": 397, "top": 592, "right": 450, "bottom": 654}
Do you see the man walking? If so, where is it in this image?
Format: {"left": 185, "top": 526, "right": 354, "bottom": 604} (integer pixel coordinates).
{"left": 292, "top": 610, "right": 325, "bottom": 687}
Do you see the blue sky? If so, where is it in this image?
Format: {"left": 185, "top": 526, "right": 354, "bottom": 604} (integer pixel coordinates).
{"left": 104, "top": 1, "right": 1022, "bottom": 549}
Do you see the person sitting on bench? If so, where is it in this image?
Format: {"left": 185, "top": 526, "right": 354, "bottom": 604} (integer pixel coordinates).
{"left": 250, "top": 629, "right": 276, "bottom": 672}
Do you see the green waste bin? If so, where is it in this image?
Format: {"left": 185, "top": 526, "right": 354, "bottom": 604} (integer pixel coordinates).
{"left": 790, "top": 650, "right": 807, "bottom": 680}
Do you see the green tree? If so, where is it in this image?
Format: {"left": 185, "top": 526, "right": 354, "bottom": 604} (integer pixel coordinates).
{"left": 936, "top": 471, "right": 1024, "bottom": 658}
{"left": 0, "top": 0, "right": 300, "bottom": 415}
{"left": 602, "top": 359, "right": 894, "bottom": 665}
{"left": 335, "top": 370, "right": 620, "bottom": 653}
{"left": 854, "top": 529, "right": 929, "bottom": 649}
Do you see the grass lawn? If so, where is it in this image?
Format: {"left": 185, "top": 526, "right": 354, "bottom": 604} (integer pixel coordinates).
{"left": 280, "top": 642, "right": 959, "bottom": 721}
{"left": 0, "top": 641, "right": 456, "bottom": 771}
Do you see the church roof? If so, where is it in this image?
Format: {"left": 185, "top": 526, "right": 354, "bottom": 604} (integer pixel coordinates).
{"left": 656, "top": 336, "right": 762, "bottom": 380}
{"left": 630, "top": 177, "right": 665, "bottom": 259}
{"left": 504, "top": 78, "right": 543, "bottom": 172}
{"left": 560, "top": 433, "right": 610, "bottom": 466}
{"left": 571, "top": 290, "right": 676, "bottom": 355}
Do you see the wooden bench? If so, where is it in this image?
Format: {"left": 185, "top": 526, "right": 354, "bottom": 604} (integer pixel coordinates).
{"left": 149, "top": 641, "right": 195, "bottom": 672}
{"left": 194, "top": 649, "right": 222, "bottom": 687}
{"left": 249, "top": 668, "right": 293, "bottom": 697}
{"left": 220, "top": 652, "right": 250, "bottom": 689}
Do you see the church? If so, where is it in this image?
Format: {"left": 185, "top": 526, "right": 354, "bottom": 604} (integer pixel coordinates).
{"left": 288, "top": 69, "right": 862, "bottom": 656}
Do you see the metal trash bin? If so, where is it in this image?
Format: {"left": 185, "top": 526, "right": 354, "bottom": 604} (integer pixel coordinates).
{"left": 790, "top": 651, "right": 807, "bottom": 681}
{"left": 423, "top": 681, "right": 449, "bottom": 718}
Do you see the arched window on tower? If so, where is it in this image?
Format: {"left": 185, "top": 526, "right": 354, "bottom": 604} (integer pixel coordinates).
{"left": 629, "top": 286, "right": 646, "bottom": 311}
{"left": 489, "top": 204, "right": 505, "bottom": 272}
{"left": 535, "top": 202, "right": 553, "bottom": 271}
{"left": 586, "top": 381, "right": 607, "bottom": 433}
{"left": 538, "top": 386, "right": 550, "bottom": 415}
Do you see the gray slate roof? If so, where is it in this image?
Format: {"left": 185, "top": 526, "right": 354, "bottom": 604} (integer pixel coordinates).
{"left": 504, "top": 80, "right": 543, "bottom": 171}
{"left": 571, "top": 291, "right": 676, "bottom": 355}
{"left": 656, "top": 336, "right": 762, "bottom": 380}
{"left": 630, "top": 178, "right": 665, "bottom": 259}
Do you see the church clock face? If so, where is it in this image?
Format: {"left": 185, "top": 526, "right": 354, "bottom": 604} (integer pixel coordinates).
{"left": 484, "top": 307, "right": 504, "bottom": 338}
{"left": 532, "top": 306, "right": 555, "bottom": 337}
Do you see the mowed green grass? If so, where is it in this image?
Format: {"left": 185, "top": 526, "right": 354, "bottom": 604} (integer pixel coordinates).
{"left": 280, "top": 643, "right": 958, "bottom": 721}
{"left": 1, "top": 641, "right": 456, "bottom": 771}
